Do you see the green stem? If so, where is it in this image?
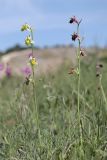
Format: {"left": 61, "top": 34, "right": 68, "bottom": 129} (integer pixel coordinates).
{"left": 77, "top": 24, "right": 84, "bottom": 159}
{"left": 99, "top": 75, "right": 107, "bottom": 112}
{"left": 31, "top": 29, "right": 34, "bottom": 57}
{"left": 30, "top": 29, "right": 39, "bottom": 130}
{"left": 32, "top": 67, "right": 39, "bottom": 128}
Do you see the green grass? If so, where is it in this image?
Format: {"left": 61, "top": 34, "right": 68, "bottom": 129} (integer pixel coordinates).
{"left": 0, "top": 55, "right": 107, "bottom": 160}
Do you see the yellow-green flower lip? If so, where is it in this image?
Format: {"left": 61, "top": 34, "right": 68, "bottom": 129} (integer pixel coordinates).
{"left": 29, "top": 56, "right": 38, "bottom": 66}
{"left": 25, "top": 35, "right": 34, "bottom": 46}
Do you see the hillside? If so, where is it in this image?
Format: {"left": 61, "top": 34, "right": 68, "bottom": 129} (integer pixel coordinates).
{"left": 0, "top": 46, "right": 76, "bottom": 77}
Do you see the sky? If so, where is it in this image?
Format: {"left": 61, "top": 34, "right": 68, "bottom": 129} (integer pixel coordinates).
{"left": 0, "top": 0, "right": 107, "bottom": 51}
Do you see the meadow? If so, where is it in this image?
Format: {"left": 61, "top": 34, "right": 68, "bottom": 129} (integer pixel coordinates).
{"left": 0, "top": 20, "right": 107, "bottom": 160}
{"left": 0, "top": 51, "right": 107, "bottom": 160}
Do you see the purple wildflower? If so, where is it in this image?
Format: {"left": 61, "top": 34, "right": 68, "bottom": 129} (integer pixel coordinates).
{"left": 0, "top": 63, "right": 4, "bottom": 71}
{"left": 5, "top": 64, "right": 12, "bottom": 77}
{"left": 22, "top": 66, "right": 31, "bottom": 76}
{"left": 28, "top": 53, "right": 33, "bottom": 58}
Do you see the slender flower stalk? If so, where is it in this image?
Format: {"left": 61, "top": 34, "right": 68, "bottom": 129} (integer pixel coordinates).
{"left": 99, "top": 75, "right": 107, "bottom": 110}
{"left": 96, "top": 64, "right": 107, "bottom": 112}
{"left": 21, "top": 23, "right": 39, "bottom": 130}
{"left": 69, "top": 17, "right": 84, "bottom": 159}
{"left": 30, "top": 28, "right": 39, "bottom": 130}
{"left": 76, "top": 23, "right": 84, "bottom": 159}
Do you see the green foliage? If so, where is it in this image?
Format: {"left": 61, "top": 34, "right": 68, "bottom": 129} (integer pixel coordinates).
{"left": 0, "top": 58, "right": 107, "bottom": 160}
{"left": 5, "top": 44, "right": 26, "bottom": 53}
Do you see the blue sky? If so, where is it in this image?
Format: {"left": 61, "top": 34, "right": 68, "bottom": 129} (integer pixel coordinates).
{"left": 0, "top": 0, "right": 107, "bottom": 51}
